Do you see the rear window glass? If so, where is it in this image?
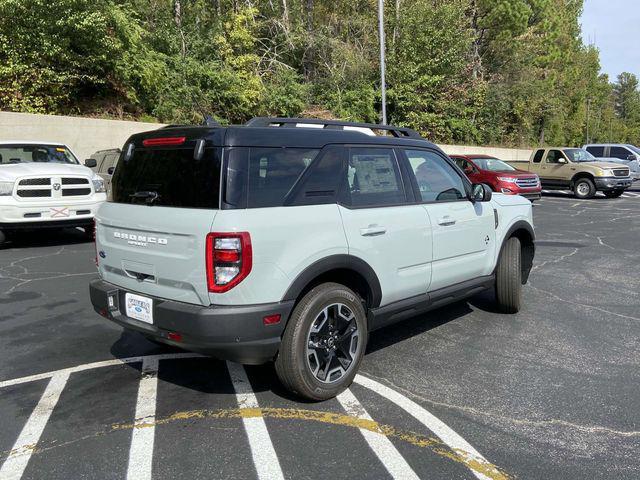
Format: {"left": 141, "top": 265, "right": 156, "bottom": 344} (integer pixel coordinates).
{"left": 111, "top": 147, "right": 221, "bottom": 209}
{"left": 247, "top": 148, "right": 319, "bottom": 207}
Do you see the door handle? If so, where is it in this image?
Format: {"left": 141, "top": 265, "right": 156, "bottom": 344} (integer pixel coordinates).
{"left": 437, "top": 216, "right": 456, "bottom": 226}
{"left": 360, "top": 225, "right": 387, "bottom": 237}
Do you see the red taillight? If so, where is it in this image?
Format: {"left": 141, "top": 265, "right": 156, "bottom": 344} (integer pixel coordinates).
{"left": 142, "top": 136, "right": 186, "bottom": 147}
{"left": 206, "top": 232, "right": 252, "bottom": 293}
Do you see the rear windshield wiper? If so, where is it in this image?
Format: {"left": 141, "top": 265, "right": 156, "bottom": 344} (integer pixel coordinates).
{"left": 129, "top": 191, "right": 160, "bottom": 204}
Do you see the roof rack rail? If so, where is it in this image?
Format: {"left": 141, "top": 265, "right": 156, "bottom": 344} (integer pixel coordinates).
{"left": 244, "top": 117, "right": 422, "bottom": 139}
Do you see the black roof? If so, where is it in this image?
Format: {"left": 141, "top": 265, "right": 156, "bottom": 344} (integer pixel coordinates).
{"left": 126, "top": 117, "right": 439, "bottom": 151}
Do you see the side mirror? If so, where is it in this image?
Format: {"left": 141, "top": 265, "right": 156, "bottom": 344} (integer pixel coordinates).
{"left": 557, "top": 157, "right": 567, "bottom": 164}
{"left": 84, "top": 158, "right": 97, "bottom": 168}
{"left": 627, "top": 154, "right": 636, "bottom": 161}
{"left": 472, "top": 183, "right": 492, "bottom": 202}
{"left": 107, "top": 166, "right": 115, "bottom": 175}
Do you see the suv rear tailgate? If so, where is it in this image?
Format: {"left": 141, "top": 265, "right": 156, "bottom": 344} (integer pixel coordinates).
{"left": 96, "top": 202, "right": 216, "bottom": 305}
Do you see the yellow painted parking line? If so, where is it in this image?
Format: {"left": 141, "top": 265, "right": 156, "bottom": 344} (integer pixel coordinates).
{"left": 0, "top": 354, "right": 509, "bottom": 480}
{"left": 226, "top": 361, "right": 284, "bottom": 480}
{"left": 337, "top": 389, "right": 420, "bottom": 480}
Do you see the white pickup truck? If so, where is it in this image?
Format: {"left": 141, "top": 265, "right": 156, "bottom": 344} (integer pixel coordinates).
{"left": 0, "top": 141, "right": 107, "bottom": 244}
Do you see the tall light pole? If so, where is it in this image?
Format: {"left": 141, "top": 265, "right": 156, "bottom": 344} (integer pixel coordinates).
{"left": 378, "top": 0, "right": 387, "bottom": 125}
{"left": 586, "top": 98, "right": 591, "bottom": 144}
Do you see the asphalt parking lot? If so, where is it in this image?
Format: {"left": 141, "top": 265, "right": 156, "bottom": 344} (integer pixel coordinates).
{"left": 1, "top": 186, "right": 639, "bottom": 480}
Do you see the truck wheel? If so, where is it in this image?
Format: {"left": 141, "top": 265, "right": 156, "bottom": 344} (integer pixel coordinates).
{"left": 604, "top": 190, "right": 623, "bottom": 198}
{"left": 573, "top": 178, "right": 595, "bottom": 199}
{"left": 275, "top": 282, "right": 367, "bottom": 401}
{"left": 495, "top": 236, "right": 522, "bottom": 314}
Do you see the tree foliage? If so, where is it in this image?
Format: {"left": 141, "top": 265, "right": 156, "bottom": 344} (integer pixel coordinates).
{"left": 1, "top": 0, "right": 639, "bottom": 146}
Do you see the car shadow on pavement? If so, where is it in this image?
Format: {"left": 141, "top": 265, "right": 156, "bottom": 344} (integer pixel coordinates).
{"left": 107, "top": 292, "right": 507, "bottom": 401}
{"left": 1, "top": 227, "right": 92, "bottom": 250}
{"left": 541, "top": 191, "right": 609, "bottom": 200}
{"left": 366, "top": 300, "right": 475, "bottom": 354}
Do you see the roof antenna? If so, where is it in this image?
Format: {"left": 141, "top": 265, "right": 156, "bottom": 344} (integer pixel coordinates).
{"left": 202, "top": 115, "right": 221, "bottom": 127}
{"left": 191, "top": 94, "right": 221, "bottom": 127}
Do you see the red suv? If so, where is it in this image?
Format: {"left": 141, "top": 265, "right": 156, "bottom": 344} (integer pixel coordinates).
{"left": 450, "top": 154, "right": 541, "bottom": 201}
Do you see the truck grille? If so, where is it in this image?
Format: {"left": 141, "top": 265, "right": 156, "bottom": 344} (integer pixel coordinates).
{"left": 515, "top": 177, "right": 539, "bottom": 188}
{"left": 16, "top": 176, "right": 92, "bottom": 198}
{"left": 17, "top": 189, "right": 51, "bottom": 198}
{"left": 61, "top": 177, "right": 89, "bottom": 185}
{"left": 62, "top": 188, "right": 91, "bottom": 196}
{"left": 613, "top": 168, "right": 629, "bottom": 177}
{"left": 19, "top": 178, "right": 51, "bottom": 186}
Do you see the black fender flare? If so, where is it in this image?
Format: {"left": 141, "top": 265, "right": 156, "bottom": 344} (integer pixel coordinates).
{"left": 498, "top": 220, "right": 535, "bottom": 283}
{"left": 281, "top": 254, "right": 382, "bottom": 308}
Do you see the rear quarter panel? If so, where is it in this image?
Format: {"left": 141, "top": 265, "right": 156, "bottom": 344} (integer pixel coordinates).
{"left": 209, "top": 204, "right": 348, "bottom": 305}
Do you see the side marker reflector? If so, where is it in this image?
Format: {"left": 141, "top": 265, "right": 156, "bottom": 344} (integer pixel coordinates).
{"left": 263, "top": 314, "right": 281, "bottom": 325}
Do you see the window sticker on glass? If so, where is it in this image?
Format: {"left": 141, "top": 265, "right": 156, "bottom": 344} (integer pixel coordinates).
{"left": 349, "top": 154, "right": 399, "bottom": 193}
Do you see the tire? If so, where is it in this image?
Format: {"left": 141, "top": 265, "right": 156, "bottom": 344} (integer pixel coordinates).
{"left": 495, "top": 236, "right": 522, "bottom": 314}
{"left": 604, "top": 190, "right": 623, "bottom": 198}
{"left": 0, "top": 230, "right": 6, "bottom": 245}
{"left": 81, "top": 225, "right": 95, "bottom": 240}
{"left": 275, "top": 282, "right": 367, "bottom": 401}
{"left": 573, "top": 177, "right": 596, "bottom": 199}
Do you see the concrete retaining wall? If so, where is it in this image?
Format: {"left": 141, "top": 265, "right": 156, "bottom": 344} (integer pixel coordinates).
{"left": 0, "top": 111, "right": 533, "bottom": 163}
{"left": 439, "top": 144, "right": 532, "bottom": 163}
{"left": 0, "top": 111, "right": 164, "bottom": 161}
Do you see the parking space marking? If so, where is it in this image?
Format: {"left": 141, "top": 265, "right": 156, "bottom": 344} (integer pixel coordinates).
{"left": 0, "top": 372, "right": 69, "bottom": 480}
{"left": 354, "top": 375, "right": 505, "bottom": 480}
{"left": 337, "top": 389, "right": 419, "bottom": 480}
{"left": 0, "top": 354, "right": 507, "bottom": 480}
{"left": 126, "top": 357, "right": 159, "bottom": 480}
{"left": 226, "top": 361, "right": 285, "bottom": 480}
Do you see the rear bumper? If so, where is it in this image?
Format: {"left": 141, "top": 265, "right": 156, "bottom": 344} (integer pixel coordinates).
{"left": 595, "top": 177, "right": 632, "bottom": 190}
{"left": 0, "top": 218, "right": 94, "bottom": 230}
{"left": 89, "top": 279, "right": 294, "bottom": 364}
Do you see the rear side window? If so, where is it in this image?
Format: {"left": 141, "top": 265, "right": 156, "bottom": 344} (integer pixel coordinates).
{"left": 586, "top": 146, "right": 604, "bottom": 156}
{"left": 344, "top": 147, "right": 405, "bottom": 207}
{"left": 247, "top": 148, "right": 319, "bottom": 208}
{"left": 610, "top": 146, "right": 631, "bottom": 159}
{"left": 532, "top": 150, "right": 544, "bottom": 163}
{"left": 112, "top": 147, "right": 221, "bottom": 209}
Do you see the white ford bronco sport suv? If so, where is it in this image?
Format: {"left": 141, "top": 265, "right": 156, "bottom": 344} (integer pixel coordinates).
{"left": 89, "top": 118, "right": 535, "bottom": 400}
{"left": 0, "top": 142, "right": 107, "bottom": 245}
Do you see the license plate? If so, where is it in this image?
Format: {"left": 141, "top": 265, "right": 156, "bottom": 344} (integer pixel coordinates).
{"left": 50, "top": 207, "right": 70, "bottom": 218}
{"left": 125, "top": 293, "right": 153, "bottom": 324}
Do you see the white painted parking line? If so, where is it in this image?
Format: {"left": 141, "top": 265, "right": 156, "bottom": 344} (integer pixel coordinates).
{"left": 337, "top": 389, "right": 419, "bottom": 480}
{"left": 126, "top": 357, "right": 159, "bottom": 480}
{"left": 226, "top": 361, "right": 284, "bottom": 480}
{"left": 0, "top": 353, "right": 199, "bottom": 389}
{"left": 0, "top": 372, "right": 69, "bottom": 480}
{"left": 0, "top": 355, "right": 503, "bottom": 480}
{"left": 355, "top": 374, "right": 500, "bottom": 480}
